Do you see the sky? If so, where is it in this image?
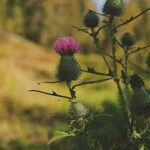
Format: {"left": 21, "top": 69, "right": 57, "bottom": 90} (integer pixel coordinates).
{"left": 92, "top": 0, "right": 106, "bottom": 12}
{"left": 92, "top": 0, "right": 130, "bottom": 12}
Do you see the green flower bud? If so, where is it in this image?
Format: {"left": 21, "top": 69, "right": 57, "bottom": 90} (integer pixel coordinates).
{"left": 146, "top": 52, "right": 150, "bottom": 68}
{"left": 103, "top": 0, "right": 124, "bottom": 17}
{"left": 70, "top": 101, "right": 89, "bottom": 118}
{"left": 121, "top": 32, "right": 136, "bottom": 48}
{"left": 56, "top": 55, "right": 80, "bottom": 82}
{"left": 83, "top": 10, "right": 99, "bottom": 28}
{"left": 130, "top": 74, "right": 144, "bottom": 92}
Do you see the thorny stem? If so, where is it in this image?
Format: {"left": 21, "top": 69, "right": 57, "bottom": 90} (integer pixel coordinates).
{"left": 124, "top": 48, "right": 129, "bottom": 89}
{"left": 128, "top": 44, "right": 150, "bottom": 56}
{"left": 29, "top": 90, "right": 71, "bottom": 100}
{"left": 108, "top": 15, "right": 131, "bottom": 129}
{"left": 66, "top": 82, "right": 76, "bottom": 99}
{"left": 91, "top": 28, "right": 112, "bottom": 73}
{"left": 72, "top": 26, "right": 92, "bottom": 36}
{"left": 114, "top": 7, "right": 150, "bottom": 31}
{"left": 88, "top": 9, "right": 109, "bottom": 17}
{"left": 80, "top": 69, "right": 110, "bottom": 76}
{"left": 72, "top": 78, "right": 113, "bottom": 90}
{"left": 38, "top": 80, "right": 62, "bottom": 85}
{"left": 105, "top": 53, "right": 125, "bottom": 68}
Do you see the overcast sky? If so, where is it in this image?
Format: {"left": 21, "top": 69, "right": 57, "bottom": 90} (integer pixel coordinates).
{"left": 92, "top": 0, "right": 106, "bottom": 12}
{"left": 92, "top": 0, "right": 130, "bottom": 12}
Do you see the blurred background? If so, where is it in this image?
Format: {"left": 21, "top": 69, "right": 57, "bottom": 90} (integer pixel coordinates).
{"left": 0, "top": 0, "right": 150, "bottom": 149}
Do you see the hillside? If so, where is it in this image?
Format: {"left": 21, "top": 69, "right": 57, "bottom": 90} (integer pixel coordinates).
{"left": 0, "top": 30, "right": 118, "bottom": 149}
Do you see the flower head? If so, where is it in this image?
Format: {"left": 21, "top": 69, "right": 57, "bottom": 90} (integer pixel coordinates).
{"left": 83, "top": 10, "right": 99, "bottom": 28}
{"left": 130, "top": 74, "right": 144, "bottom": 92}
{"left": 53, "top": 36, "right": 80, "bottom": 55}
{"left": 103, "top": 0, "right": 124, "bottom": 17}
{"left": 121, "top": 32, "right": 135, "bottom": 48}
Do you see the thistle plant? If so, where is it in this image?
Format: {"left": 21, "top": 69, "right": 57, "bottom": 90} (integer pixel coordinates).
{"left": 30, "top": 0, "right": 150, "bottom": 149}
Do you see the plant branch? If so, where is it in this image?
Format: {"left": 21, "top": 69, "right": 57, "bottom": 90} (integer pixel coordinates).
{"left": 109, "top": 15, "right": 130, "bottom": 129}
{"left": 72, "top": 24, "right": 108, "bottom": 37}
{"left": 72, "top": 78, "right": 113, "bottom": 90}
{"left": 91, "top": 29, "right": 112, "bottom": 72}
{"left": 38, "top": 80, "right": 62, "bottom": 85}
{"left": 95, "top": 24, "right": 108, "bottom": 36}
{"left": 66, "top": 82, "right": 76, "bottom": 99}
{"left": 105, "top": 53, "right": 125, "bottom": 68}
{"left": 124, "top": 48, "right": 129, "bottom": 88}
{"left": 88, "top": 9, "right": 109, "bottom": 17}
{"left": 114, "top": 37, "right": 124, "bottom": 49}
{"left": 114, "top": 7, "right": 150, "bottom": 30}
{"left": 29, "top": 90, "right": 71, "bottom": 100}
{"left": 128, "top": 44, "right": 150, "bottom": 56}
{"left": 81, "top": 68, "right": 110, "bottom": 76}
{"left": 72, "top": 26, "right": 92, "bottom": 36}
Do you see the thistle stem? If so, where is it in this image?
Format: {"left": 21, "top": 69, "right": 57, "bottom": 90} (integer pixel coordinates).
{"left": 124, "top": 49, "right": 129, "bottom": 89}
{"left": 72, "top": 77, "right": 113, "bottom": 90}
{"left": 29, "top": 90, "right": 71, "bottom": 100}
{"left": 81, "top": 69, "right": 110, "bottom": 76}
{"left": 38, "top": 80, "right": 62, "bottom": 85}
{"left": 91, "top": 29, "right": 112, "bottom": 73}
{"left": 128, "top": 44, "right": 150, "bottom": 56}
{"left": 109, "top": 15, "right": 131, "bottom": 129}
{"left": 66, "top": 82, "right": 76, "bottom": 99}
{"left": 114, "top": 8, "right": 150, "bottom": 31}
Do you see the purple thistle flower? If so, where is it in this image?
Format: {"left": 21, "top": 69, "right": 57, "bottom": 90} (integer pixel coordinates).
{"left": 53, "top": 36, "right": 80, "bottom": 55}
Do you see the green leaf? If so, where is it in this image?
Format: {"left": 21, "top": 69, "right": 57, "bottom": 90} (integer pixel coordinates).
{"left": 48, "top": 132, "right": 75, "bottom": 145}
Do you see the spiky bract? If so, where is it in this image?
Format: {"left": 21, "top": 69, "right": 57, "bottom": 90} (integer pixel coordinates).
{"left": 56, "top": 55, "right": 80, "bottom": 82}
{"left": 103, "top": 0, "right": 124, "bottom": 17}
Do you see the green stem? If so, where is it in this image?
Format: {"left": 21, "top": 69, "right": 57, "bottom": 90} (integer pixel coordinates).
{"left": 29, "top": 90, "right": 71, "bottom": 100}
{"left": 91, "top": 29, "right": 112, "bottom": 73}
{"left": 72, "top": 77, "right": 113, "bottom": 90}
{"left": 66, "top": 81, "right": 77, "bottom": 128}
{"left": 124, "top": 49, "right": 129, "bottom": 89}
{"left": 66, "top": 82, "right": 76, "bottom": 99}
{"left": 109, "top": 16, "right": 117, "bottom": 76}
{"left": 109, "top": 16, "right": 130, "bottom": 129}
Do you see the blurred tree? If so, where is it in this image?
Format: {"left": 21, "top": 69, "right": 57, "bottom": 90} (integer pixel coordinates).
{"left": 19, "top": 0, "right": 46, "bottom": 43}
{"left": 134, "top": 0, "right": 150, "bottom": 42}
{"left": 0, "top": 0, "right": 149, "bottom": 52}
{"left": 0, "top": 0, "right": 94, "bottom": 46}
{"left": 6, "top": 0, "right": 16, "bottom": 17}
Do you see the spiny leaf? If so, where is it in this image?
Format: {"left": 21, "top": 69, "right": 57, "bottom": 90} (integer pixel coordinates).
{"left": 48, "top": 133, "right": 75, "bottom": 145}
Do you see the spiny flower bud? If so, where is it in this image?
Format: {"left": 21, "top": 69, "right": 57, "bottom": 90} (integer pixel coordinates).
{"left": 121, "top": 32, "right": 136, "bottom": 48}
{"left": 103, "top": 0, "right": 124, "bottom": 17}
{"left": 129, "top": 88, "right": 150, "bottom": 117}
{"left": 130, "top": 74, "right": 144, "bottom": 92}
{"left": 83, "top": 10, "right": 99, "bottom": 28}
{"left": 70, "top": 101, "right": 89, "bottom": 118}
{"left": 146, "top": 52, "right": 150, "bottom": 68}
{"left": 53, "top": 36, "right": 81, "bottom": 82}
{"left": 56, "top": 55, "right": 80, "bottom": 82}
